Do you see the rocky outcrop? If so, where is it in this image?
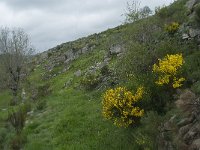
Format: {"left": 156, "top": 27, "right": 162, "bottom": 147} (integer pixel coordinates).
{"left": 158, "top": 90, "right": 200, "bottom": 150}
{"left": 182, "top": 0, "right": 200, "bottom": 43}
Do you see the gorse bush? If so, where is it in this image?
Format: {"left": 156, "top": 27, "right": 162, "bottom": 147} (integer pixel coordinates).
{"left": 102, "top": 86, "right": 144, "bottom": 127}
{"left": 165, "top": 22, "right": 180, "bottom": 34}
{"left": 153, "top": 53, "right": 185, "bottom": 88}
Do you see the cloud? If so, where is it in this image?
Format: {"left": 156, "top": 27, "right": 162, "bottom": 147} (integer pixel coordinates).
{"left": 0, "top": 0, "right": 173, "bottom": 52}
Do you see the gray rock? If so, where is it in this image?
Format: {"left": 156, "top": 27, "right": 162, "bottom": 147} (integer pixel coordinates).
{"left": 189, "top": 28, "right": 200, "bottom": 38}
{"left": 182, "top": 33, "right": 190, "bottom": 40}
{"left": 81, "top": 46, "right": 89, "bottom": 54}
{"left": 186, "top": 0, "right": 199, "bottom": 10}
{"left": 190, "top": 138, "right": 200, "bottom": 150}
{"left": 64, "top": 49, "right": 75, "bottom": 61}
{"left": 179, "top": 124, "right": 193, "bottom": 137}
{"left": 183, "top": 122, "right": 200, "bottom": 144}
{"left": 74, "top": 70, "right": 82, "bottom": 77}
{"left": 109, "top": 45, "right": 124, "bottom": 55}
{"left": 177, "top": 116, "right": 195, "bottom": 127}
{"left": 63, "top": 79, "right": 72, "bottom": 88}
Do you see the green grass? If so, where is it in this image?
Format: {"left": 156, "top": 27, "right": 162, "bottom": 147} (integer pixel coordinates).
{"left": 1, "top": 0, "right": 198, "bottom": 149}
{"left": 23, "top": 86, "right": 139, "bottom": 149}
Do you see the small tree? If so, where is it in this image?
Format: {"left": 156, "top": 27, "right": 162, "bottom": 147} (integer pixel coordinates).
{"left": 124, "top": 0, "right": 152, "bottom": 23}
{"left": 0, "top": 27, "right": 34, "bottom": 104}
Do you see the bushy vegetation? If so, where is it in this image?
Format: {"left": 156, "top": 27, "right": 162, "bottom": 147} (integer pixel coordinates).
{"left": 102, "top": 86, "right": 144, "bottom": 127}
{"left": 164, "top": 22, "right": 180, "bottom": 35}
{"left": 153, "top": 54, "right": 185, "bottom": 88}
{"left": 1, "top": 0, "right": 200, "bottom": 149}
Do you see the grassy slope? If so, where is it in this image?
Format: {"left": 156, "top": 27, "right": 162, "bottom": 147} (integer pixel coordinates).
{"left": 1, "top": 0, "right": 198, "bottom": 149}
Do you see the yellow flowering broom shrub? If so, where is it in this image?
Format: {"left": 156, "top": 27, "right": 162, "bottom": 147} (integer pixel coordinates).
{"left": 153, "top": 54, "right": 185, "bottom": 88}
{"left": 102, "top": 86, "right": 144, "bottom": 127}
{"left": 165, "top": 22, "right": 180, "bottom": 34}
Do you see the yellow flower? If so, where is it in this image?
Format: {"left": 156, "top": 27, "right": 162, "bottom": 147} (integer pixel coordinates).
{"left": 165, "top": 22, "right": 180, "bottom": 34}
{"left": 102, "top": 86, "right": 145, "bottom": 127}
{"left": 153, "top": 54, "right": 185, "bottom": 88}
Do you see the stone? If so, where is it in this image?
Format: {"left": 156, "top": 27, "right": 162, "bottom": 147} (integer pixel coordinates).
{"left": 81, "top": 46, "right": 89, "bottom": 54}
{"left": 190, "top": 138, "right": 200, "bottom": 150}
{"left": 182, "top": 33, "right": 190, "bottom": 40}
{"left": 179, "top": 124, "right": 193, "bottom": 137}
{"left": 189, "top": 28, "right": 200, "bottom": 38}
{"left": 74, "top": 70, "right": 82, "bottom": 77}
{"left": 186, "top": 0, "right": 199, "bottom": 10}
{"left": 183, "top": 123, "right": 200, "bottom": 144}
{"left": 63, "top": 79, "right": 72, "bottom": 88}
{"left": 109, "top": 45, "right": 124, "bottom": 55}
{"left": 177, "top": 116, "right": 195, "bottom": 127}
{"left": 64, "top": 49, "right": 74, "bottom": 61}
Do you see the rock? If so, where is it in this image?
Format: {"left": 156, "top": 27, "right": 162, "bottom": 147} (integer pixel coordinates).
{"left": 63, "top": 79, "right": 72, "bottom": 88}
{"left": 189, "top": 28, "right": 200, "bottom": 38}
{"left": 104, "top": 57, "right": 111, "bottom": 63}
{"left": 27, "top": 111, "right": 34, "bottom": 116}
{"left": 190, "top": 138, "right": 200, "bottom": 150}
{"left": 177, "top": 116, "right": 195, "bottom": 127}
{"left": 64, "top": 49, "right": 75, "bottom": 61}
{"left": 176, "top": 90, "right": 196, "bottom": 111}
{"left": 81, "top": 46, "right": 89, "bottom": 54}
{"left": 182, "top": 33, "right": 190, "bottom": 40}
{"left": 74, "top": 70, "right": 82, "bottom": 77}
{"left": 179, "top": 124, "right": 193, "bottom": 137}
{"left": 21, "top": 88, "right": 26, "bottom": 102}
{"left": 183, "top": 122, "right": 200, "bottom": 144}
{"left": 109, "top": 45, "right": 124, "bottom": 55}
{"left": 186, "top": 0, "right": 199, "bottom": 10}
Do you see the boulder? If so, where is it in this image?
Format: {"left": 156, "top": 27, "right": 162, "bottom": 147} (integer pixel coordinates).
{"left": 189, "top": 28, "right": 200, "bottom": 38}
{"left": 186, "top": 0, "right": 200, "bottom": 10}
{"left": 182, "top": 33, "right": 190, "bottom": 40}
{"left": 74, "top": 70, "right": 82, "bottom": 77}
{"left": 190, "top": 138, "right": 200, "bottom": 150}
{"left": 109, "top": 45, "right": 124, "bottom": 55}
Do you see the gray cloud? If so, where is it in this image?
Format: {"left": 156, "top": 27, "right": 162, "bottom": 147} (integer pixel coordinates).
{"left": 0, "top": 0, "right": 173, "bottom": 52}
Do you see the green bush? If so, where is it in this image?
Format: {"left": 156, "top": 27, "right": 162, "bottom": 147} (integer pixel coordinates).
{"left": 8, "top": 107, "right": 27, "bottom": 134}
{"left": 116, "top": 43, "right": 154, "bottom": 80}
{"left": 156, "top": 0, "right": 187, "bottom": 23}
{"left": 81, "top": 71, "right": 102, "bottom": 90}
{"left": 195, "top": 4, "right": 200, "bottom": 24}
{"left": 0, "top": 128, "right": 7, "bottom": 149}
{"left": 184, "top": 51, "right": 200, "bottom": 83}
{"left": 10, "top": 134, "right": 27, "bottom": 150}
{"left": 35, "top": 99, "right": 46, "bottom": 111}
{"left": 164, "top": 22, "right": 180, "bottom": 35}
{"left": 100, "top": 65, "right": 110, "bottom": 76}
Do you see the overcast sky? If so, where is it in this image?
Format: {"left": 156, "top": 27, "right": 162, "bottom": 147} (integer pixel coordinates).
{"left": 0, "top": 0, "right": 173, "bottom": 52}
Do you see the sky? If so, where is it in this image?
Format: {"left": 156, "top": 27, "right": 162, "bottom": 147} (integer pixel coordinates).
{"left": 0, "top": 0, "right": 174, "bottom": 52}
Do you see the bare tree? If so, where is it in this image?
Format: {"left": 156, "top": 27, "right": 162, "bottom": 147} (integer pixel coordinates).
{"left": 124, "top": 0, "right": 152, "bottom": 23}
{"left": 124, "top": 0, "right": 141, "bottom": 23}
{"left": 0, "top": 27, "right": 34, "bottom": 104}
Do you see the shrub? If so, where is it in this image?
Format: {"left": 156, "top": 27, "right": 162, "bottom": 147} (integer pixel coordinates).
{"left": 116, "top": 43, "right": 154, "bottom": 80}
{"left": 81, "top": 71, "right": 102, "bottom": 90}
{"left": 35, "top": 99, "right": 46, "bottom": 111}
{"left": 10, "top": 134, "right": 26, "bottom": 150}
{"left": 194, "top": 4, "right": 200, "bottom": 24}
{"left": 100, "top": 65, "right": 110, "bottom": 76}
{"left": 153, "top": 54, "right": 185, "bottom": 88}
{"left": 102, "top": 86, "right": 144, "bottom": 127}
{"left": 164, "top": 22, "right": 180, "bottom": 34}
{"left": 8, "top": 107, "right": 27, "bottom": 134}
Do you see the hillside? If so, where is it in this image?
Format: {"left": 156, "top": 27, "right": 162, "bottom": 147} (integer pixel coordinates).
{"left": 0, "top": 0, "right": 200, "bottom": 149}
